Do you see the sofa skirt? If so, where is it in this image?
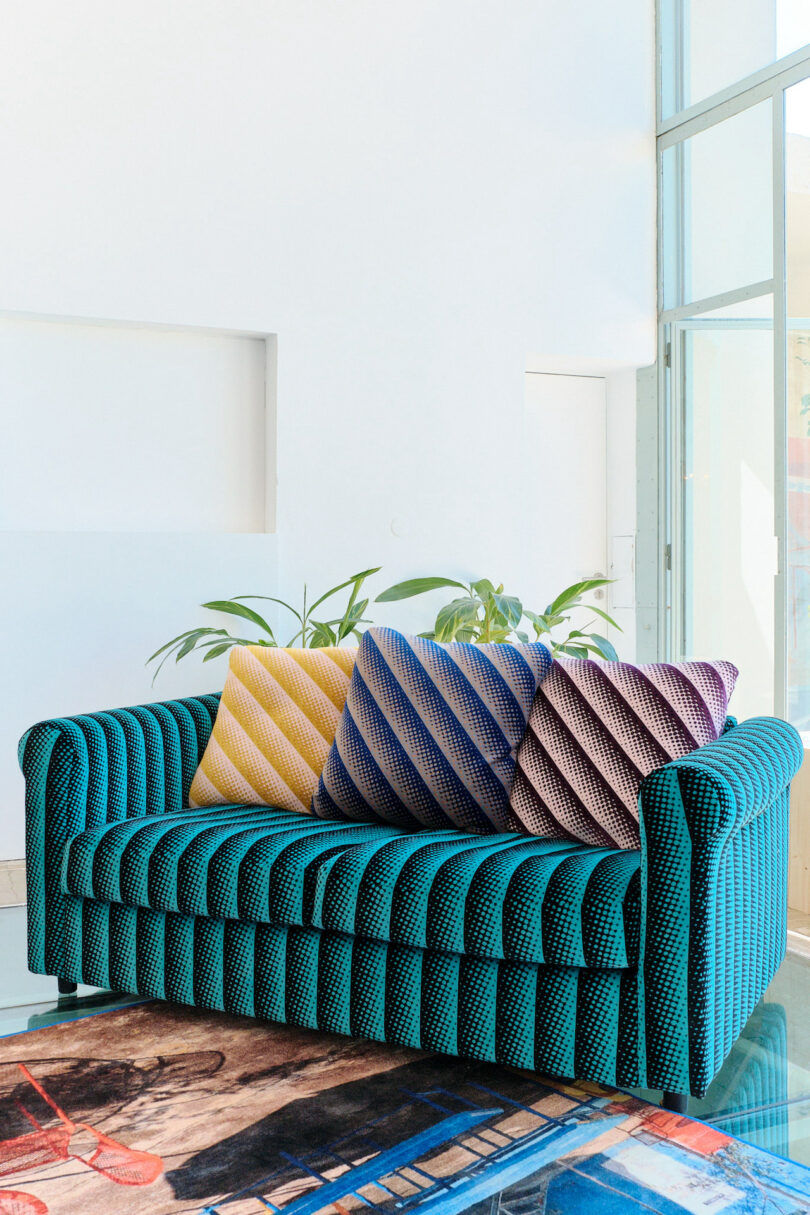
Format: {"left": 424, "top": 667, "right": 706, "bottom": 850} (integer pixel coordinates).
{"left": 61, "top": 894, "right": 642, "bottom": 1090}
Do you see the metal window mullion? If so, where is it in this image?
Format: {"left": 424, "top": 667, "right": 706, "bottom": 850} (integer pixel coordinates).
{"left": 659, "top": 57, "right": 810, "bottom": 148}
{"left": 660, "top": 279, "right": 775, "bottom": 324}
{"left": 773, "top": 87, "right": 788, "bottom": 719}
{"left": 658, "top": 319, "right": 672, "bottom": 660}
{"left": 668, "top": 323, "right": 688, "bottom": 661}
{"left": 658, "top": 41, "right": 810, "bottom": 138}
{"left": 680, "top": 316, "right": 774, "bottom": 330}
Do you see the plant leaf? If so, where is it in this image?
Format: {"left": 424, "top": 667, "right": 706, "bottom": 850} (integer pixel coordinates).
{"left": 202, "top": 642, "right": 236, "bottom": 661}
{"left": 554, "top": 643, "right": 590, "bottom": 659}
{"left": 582, "top": 604, "right": 623, "bottom": 632}
{"left": 309, "top": 568, "right": 381, "bottom": 614}
{"left": 586, "top": 632, "right": 619, "bottom": 661}
{"left": 491, "top": 593, "right": 522, "bottom": 629}
{"left": 176, "top": 632, "right": 214, "bottom": 660}
{"left": 471, "top": 577, "right": 496, "bottom": 597}
{"left": 434, "top": 596, "right": 477, "bottom": 642}
{"left": 232, "top": 595, "right": 303, "bottom": 625}
{"left": 309, "top": 620, "right": 337, "bottom": 648}
{"left": 375, "top": 576, "right": 468, "bottom": 603}
{"left": 336, "top": 597, "right": 369, "bottom": 641}
{"left": 147, "top": 627, "right": 231, "bottom": 683}
{"left": 201, "top": 599, "right": 276, "bottom": 639}
{"left": 146, "top": 627, "right": 228, "bottom": 665}
{"left": 546, "top": 578, "right": 613, "bottom": 617}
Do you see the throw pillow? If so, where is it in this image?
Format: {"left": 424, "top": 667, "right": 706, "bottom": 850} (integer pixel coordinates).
{"left": 190, "top": 646, "right": 356, "bottom": 812}
{"left": 508, "top": 656, "right": 738, "bottom": 848}
{"left": 312, "top": 626, "right": 552, "bottom": 833}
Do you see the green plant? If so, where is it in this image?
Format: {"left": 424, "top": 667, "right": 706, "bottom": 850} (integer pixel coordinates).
{"left": 375, "top": 575, "right": 620, "bottom": 659}
{"left": 147, "top": 567, "right": 380, "bottom": 682}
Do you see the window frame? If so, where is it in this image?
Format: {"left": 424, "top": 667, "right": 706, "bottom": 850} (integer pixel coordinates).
{"left": 656, "top": 4, "right": 810, "bottom": 720}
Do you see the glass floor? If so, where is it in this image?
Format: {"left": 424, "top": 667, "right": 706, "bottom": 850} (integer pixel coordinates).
{"left": 2, "top": 905, "right": 809, "bottom": 1167}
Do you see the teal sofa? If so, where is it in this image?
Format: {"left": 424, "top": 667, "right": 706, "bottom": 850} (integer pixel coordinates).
{"left": 19, "top": 692, "right": 802, "bottom": 1111}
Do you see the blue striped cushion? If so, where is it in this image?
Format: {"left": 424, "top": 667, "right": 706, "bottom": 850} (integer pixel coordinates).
{"left": 312, "top": 627, "right": 552, "bottom": 833}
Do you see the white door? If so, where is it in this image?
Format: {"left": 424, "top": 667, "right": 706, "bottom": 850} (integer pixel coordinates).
{"left": 522, "top": 371, "right": 608, "bottom": 624}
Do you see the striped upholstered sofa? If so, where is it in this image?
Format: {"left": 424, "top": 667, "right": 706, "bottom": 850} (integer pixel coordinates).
{"left": 19, "top": 691, "right": 802, "bottom": 1111}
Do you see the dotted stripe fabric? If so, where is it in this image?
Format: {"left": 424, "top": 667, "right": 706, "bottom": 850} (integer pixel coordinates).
{"left": 311, "top": 830, "right": 639, "bottom": 968}
{"left": 190, "top": 647, "right": 356, "bottom": 813}
{"left": 63, "top": 806, "right": 403, "bottom": 925}
{"left": 639, "top": 716, "right": 801, "bottom": 1095}
{"left": 18, "top": 694, "right": 221, "bottom": 977}
{"left": 21, "top": 696, "right": 801, "bottom": 1098}
{"left": 60, "top": 896, "right": 642, "bottom": 1091}
{"left": 60, "top": 809, "right": 640, "bottom": 970}
{"left": 509, "top": 657, "right": 738, "bottom": 848}
{"left": 313, "top": 627, "right": 552, "bottom": 833}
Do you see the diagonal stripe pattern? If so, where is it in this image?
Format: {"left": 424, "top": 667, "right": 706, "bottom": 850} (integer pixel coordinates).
{"left": 508, "top": 657, "right": 738, "bottom": 848}
{"left": 313, "top": 628, "right": 552, "bottom": 833}
{"left": 190, "top": 647, "right": 356, "bottom": 813}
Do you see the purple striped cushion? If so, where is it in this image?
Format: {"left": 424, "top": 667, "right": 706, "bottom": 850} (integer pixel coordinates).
{"left": 508, "top": 657, "right": 738, "bottom": 848}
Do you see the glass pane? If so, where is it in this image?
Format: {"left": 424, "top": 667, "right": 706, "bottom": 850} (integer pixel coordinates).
{"left": 787, "top": 78, "right": 810, "bottom": 727}
{"left": 661, "top": 0, "right": 810, "bottom": 118}
{"left": 681, "top": 318, "right": 775, "bottom": 720}
{"left": 662, "top": 102, "right": 773, "bottom": 309}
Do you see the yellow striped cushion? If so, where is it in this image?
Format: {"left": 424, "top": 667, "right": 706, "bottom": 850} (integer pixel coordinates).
{"left": 189, "top": 646, "right": 357, "bottom": 813}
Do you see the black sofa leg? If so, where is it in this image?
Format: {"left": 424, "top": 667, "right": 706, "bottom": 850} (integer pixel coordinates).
{"left": 57, "top": 978, "right": 77, "bottom": 996}
{"left": 662, "top": 1091, "right": 689, "bottom": 1114}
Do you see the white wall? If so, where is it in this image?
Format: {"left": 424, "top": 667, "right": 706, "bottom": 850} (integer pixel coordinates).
{"left": 606, "top": 368, "right": 639, "bottom": 659}
{"left": 0, "top": 1, "right": 655, "bottom": 859}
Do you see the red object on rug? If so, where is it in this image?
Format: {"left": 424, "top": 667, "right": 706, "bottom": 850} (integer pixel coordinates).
{"left": 0, "top": 1192, "right": 48, "bottom": 1215}
{"left": 642, "top": 1108, "right": 731, "bottom": 1154}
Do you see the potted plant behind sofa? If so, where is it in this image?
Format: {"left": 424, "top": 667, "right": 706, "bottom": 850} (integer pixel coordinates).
{"left": 147, "top": 571, "right": 621, "bottom": 683}
{"left": 147, "top": 568, "right": 380, "bottom": 682}
{"left": 375, "top": 575, "right": 620, "bottom": 659}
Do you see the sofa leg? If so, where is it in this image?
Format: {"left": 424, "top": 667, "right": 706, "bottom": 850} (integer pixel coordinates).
{"left": 57, "top": 978, "right": 77, "bottom": 996}
{"left": 662, "top": 1091, "right": 689, "bottom": 1114}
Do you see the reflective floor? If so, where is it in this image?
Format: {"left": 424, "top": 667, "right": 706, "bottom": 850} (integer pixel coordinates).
{"left": 2, "top": 904, "right": 809, "bottom": 1168}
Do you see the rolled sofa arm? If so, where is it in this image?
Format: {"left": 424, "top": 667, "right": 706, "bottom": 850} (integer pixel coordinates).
{"left": 18, "top": 693, "right": 220, "bottom": 978}
{"left": 639, "top": 716, "right": 803, "bottom": 1096}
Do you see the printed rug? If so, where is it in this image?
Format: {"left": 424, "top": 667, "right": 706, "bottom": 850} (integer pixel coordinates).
{"left": 0, "top": 1001, "right": 805, "bottom": 1214}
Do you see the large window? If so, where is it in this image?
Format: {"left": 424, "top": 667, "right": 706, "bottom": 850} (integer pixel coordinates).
{"left": 659, "top": 0, "right": 810, "bottom": 120}
{"left": 659, "top": 6, "right": 810, "bottom": 726}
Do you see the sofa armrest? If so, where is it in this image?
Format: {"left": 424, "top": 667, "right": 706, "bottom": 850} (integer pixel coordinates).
{"left": 639, "top": 716, "right": 803, "bottom": 1097}
{"left": 18, "top": 693, "right": 220, "bottom": 977}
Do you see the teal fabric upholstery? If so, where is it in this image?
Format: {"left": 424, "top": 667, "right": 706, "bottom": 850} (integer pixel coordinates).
{"left": 58, "top": 897, "right": 642, "bottom": 1089}
{"left": 311, "top": 831, "right": 640, "bottom": 968}
{"left": 19, "top": 694, "right": 221, "bottom": 978}
{"left": 61, "top": 811, "right": 640, "bottom": 969}
{"left": 639, "top": 716, "right": 802, "bottom": 1096}
{"left": 19, "top": 699, "right": 802, "bottom": 1098}
{"left": 61, "top": 806, "right": 404, "bottom": 922}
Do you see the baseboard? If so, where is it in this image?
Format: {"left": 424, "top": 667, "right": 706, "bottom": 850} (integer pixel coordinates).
{"left": 787, "top": 928, "right": 810, "bottom": 959}
{"left": 0, "top": 860, "right": 26, "bottom": 908}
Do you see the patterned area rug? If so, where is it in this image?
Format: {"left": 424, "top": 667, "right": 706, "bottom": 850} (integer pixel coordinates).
{"left": 0, "top": 1002, "right": 805, "bottom": 1214}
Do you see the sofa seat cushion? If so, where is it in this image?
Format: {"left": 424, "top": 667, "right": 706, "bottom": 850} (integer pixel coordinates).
{"left": 61, "top": 808, "right": 640, "bottom": 970}
{"left": 61, "top": 805, "right": 405, "bottom": 926}
{"left": 311, "top": 830, "right": 640, "bottom": 969}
